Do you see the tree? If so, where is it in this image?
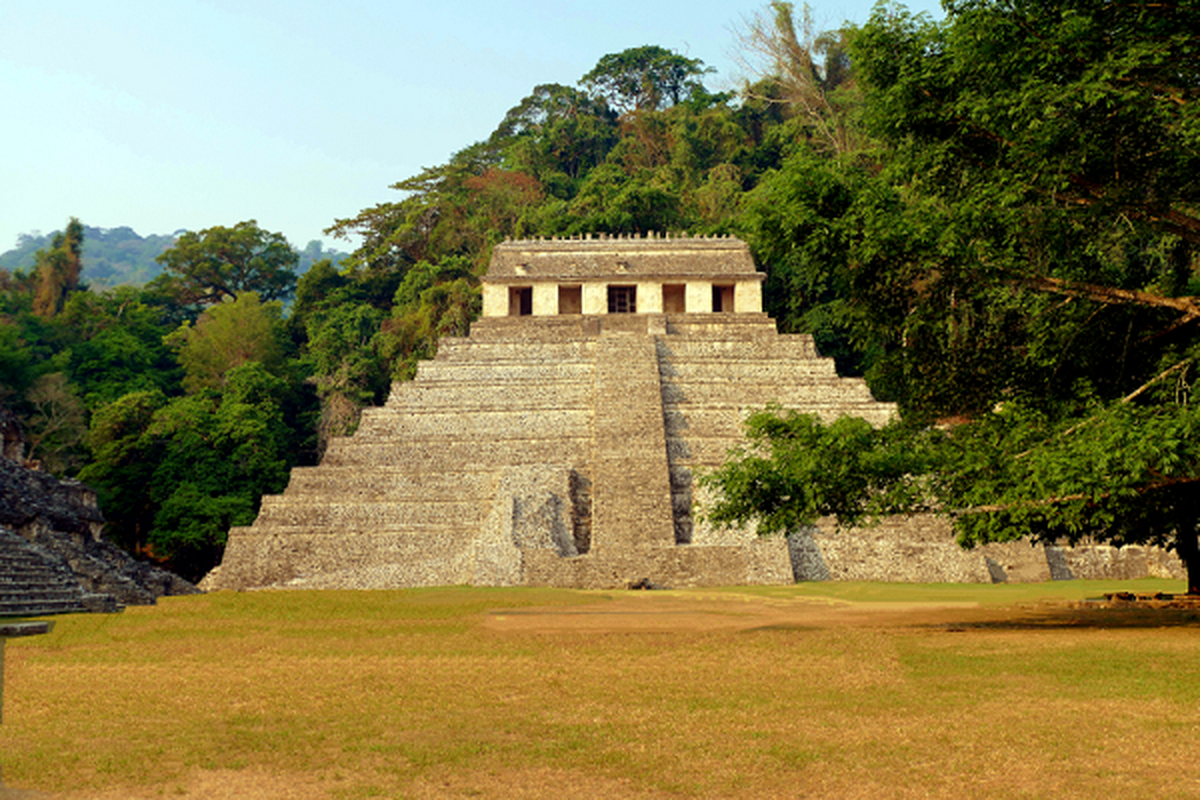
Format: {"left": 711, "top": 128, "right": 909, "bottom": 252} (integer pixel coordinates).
{"left": 80, "top": 364, "right": 293, "bottom": 580}
{"left": 57, "top": 287, "right": 181, "bottom": 409}
{"left": 168, "top": 292, "right": 285, "bottom": 393}
{"left": 23, "top": 372, "right": 86, "bottom": 473}
{"left": 378, "top": 256, "right": 479, "bottom": 381}
{"left": 32, "top": 218, "right": 84, "bottom": 318}
{"left": 709, "top": 0, "right": 1200, "bottom": 591}
{"left": 582, "top": 46, "right": 713, "bottom": 114}
{"left": 490, "top": 83, "right": 619, "bottom": 185}
{"left": 302, "top": 302, "right": 389, "bottom": 449}
{"left": 153, "top": 220, "right": 298, "bottom": 308}
{"left": 701, "top": 408, "right": 934, "bottom": 536}
{"left": 733, "top": 2, "right": 862, "bottom": 154}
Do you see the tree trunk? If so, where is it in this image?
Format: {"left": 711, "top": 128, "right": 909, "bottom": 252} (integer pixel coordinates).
{"left": 1179, "top": 529, "right": 1200, "bottom": 596}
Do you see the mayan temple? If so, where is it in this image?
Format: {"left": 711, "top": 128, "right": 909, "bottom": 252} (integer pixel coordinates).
{"left": 203, "top": 234, "right": 899, "bottom": 591}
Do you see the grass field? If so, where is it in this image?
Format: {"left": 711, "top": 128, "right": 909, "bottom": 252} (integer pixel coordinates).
{"left": 2, "top": 579, "right": 1199, "bottom": 799}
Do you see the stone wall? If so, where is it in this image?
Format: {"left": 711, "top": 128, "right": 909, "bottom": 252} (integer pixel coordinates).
{"left": 795, "top": 516, "right": 1185, "bottom": 584}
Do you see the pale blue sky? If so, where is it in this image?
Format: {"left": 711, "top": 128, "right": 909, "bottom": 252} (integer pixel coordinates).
{"left": 0, "top": 0, "right": 942, "bottom": 253}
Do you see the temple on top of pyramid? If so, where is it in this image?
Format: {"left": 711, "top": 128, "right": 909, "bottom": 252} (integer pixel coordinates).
{"left": 203, "top": 234, "right": 901, "bottom": 591}
{"left": 481, "top": 233, "right": 763, "bottom": 318}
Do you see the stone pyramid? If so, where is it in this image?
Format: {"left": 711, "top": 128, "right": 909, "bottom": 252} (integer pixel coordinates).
{"left": 206, "top": 235, "right": 896, "bottom": 590}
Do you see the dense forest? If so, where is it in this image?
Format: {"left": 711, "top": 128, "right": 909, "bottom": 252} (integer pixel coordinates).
{"left": 2, "top": 0, "right": 1197, "bottom": 585}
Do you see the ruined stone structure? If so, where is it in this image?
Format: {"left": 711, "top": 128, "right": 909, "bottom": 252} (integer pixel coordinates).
{"left": 0, "top": 405, "right": 198, "bottom": 608}
{"left": 207, "top": 234, "right": 895, "bottom": 590}
{"left": 206, "top": 234, "right": 1186, "bottom": 591}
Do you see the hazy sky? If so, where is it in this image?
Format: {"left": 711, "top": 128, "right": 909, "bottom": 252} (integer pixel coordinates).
{"left": 1, "top": 0, "right": 943, "bottom": 253}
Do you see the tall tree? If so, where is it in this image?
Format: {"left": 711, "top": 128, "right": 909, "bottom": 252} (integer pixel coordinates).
{"left": 32, "top": 218, "right": 84, "bottom": 318}
{"left": 582, "top": 46, "right": 713, "bottom": 114}
{"left": 490, "top": 83, "right": 619, "bottom": 187}
{"left": 734, "top": 2, "right": 862, "bottom": 154}
{"left": 153, "top": 220, "right": 298, "bottom": 308}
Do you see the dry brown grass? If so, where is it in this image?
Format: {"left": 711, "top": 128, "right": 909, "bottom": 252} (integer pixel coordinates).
{"left": 2, "top": 580, "right": 1199, "bottom": 799}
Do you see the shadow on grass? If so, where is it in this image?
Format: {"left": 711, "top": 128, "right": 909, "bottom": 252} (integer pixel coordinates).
{"left": 933, "top": 605, "right": 1200, "bottom": 631}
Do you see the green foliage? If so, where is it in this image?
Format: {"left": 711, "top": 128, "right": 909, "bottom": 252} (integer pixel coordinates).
{"left": 937, "top": 399, "right": 1200, "bottom": 549}
{"left": 153, "top": 220, "right": 299, "bottom": 309}
{"left": 582, "top": 45, "right": 713, "bottom": 114}
{"left": 700, "top": 407, "right": 937, "bottom": 535}
{"left": 491, "top": 83, "right": 619, "bottom": 185}
{"left": 56, "top": 287, "right": 181, "bottom": 409}
{"left": 302, "top": 301, "right": 389, "bottom": 446}
{"left": 379, "top": 257, "right": 480, "bottom": 381}
{"left": 169, "top": 292, "right": 285, "bottom": 393}
{"left": 80, "top": 363, "right": 293, "bottom": 580}
{"left": 708, "top": 0, "right": 1200, "bottom": 591}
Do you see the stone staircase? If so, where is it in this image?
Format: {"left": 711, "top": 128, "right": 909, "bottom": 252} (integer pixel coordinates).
{"left": 0, "top": 528, "right": 87, "bottom": 617}
{"left": 590, "top": 331, "right": 675, "bottom": 552}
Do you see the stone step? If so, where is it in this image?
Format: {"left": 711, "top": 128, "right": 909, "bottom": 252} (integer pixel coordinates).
{"left": 658, "top": 361, "right": 841, "bottom": 381}
{"left": 357, "top": 409, "right": 591, "bottom": 439}
{"left": 395, "top": 371, "right": 596, "bottom": 386}
{"left": 0, "top": 576, "right": 79, "bottom": 592}
{"left": 380, "top": 383, "right": 594, "bottom": 412}
{"left": 657, "top": 340, "right": 819, "bottom": 360}
{"left": 281, "top": 468, "right": 497, "bottom": 498}
{"left": 238, "top": 522, "right": 476, "bottom": 537}
{"left": 0, "top": 599, "right": 81, "bottom": 616}
{"left": 665, "top": 436, "right": 757, "bottom": 467}
{"left": 434, "top": 340, "right": 598, "bottom": 362}
{"left": 0, "top": 528, "right": 87, "bottom": 616}
{"left": 322, "top": 438, "right": 593, "bottom": 470}
{"left": 254, "top": 498, "right": 489, "bottom": 530}
{"left": 660, "top": 378, "right": 853, "bottom": 398}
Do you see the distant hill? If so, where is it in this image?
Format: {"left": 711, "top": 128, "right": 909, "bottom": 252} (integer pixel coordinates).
{"left": 0, "top": 226, "right": 348, "bottom": 289}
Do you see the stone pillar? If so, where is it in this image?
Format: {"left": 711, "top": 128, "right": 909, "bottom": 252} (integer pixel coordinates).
{"left": 481, "top": 283, "right": 507, "bottom": 317}
{"left": 532, "top": 283, "right": 558, "bottom": 316}
{"left": 582, "top": 282, "right": 607, "bottom": 315}
{"left": 638, "top": 282, "right": 663, "bottom": 314}
{"left": 735, "top": 279, "right": 763, "bottom": 313}
{"left": 686, "top": 281, "right": 712, "bottom": 314}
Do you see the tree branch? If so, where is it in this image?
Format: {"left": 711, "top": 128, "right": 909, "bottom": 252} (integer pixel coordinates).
{"left": 962, "top": 474, "right": 1200, "bottom": 515}
{"left": 1007, "top": 272, "right": 1200, "bottom": 319}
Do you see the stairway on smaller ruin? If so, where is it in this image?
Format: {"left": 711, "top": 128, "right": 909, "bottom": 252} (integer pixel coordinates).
{"left": 0, "top": 528, "right": 86, "bottom": 617}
